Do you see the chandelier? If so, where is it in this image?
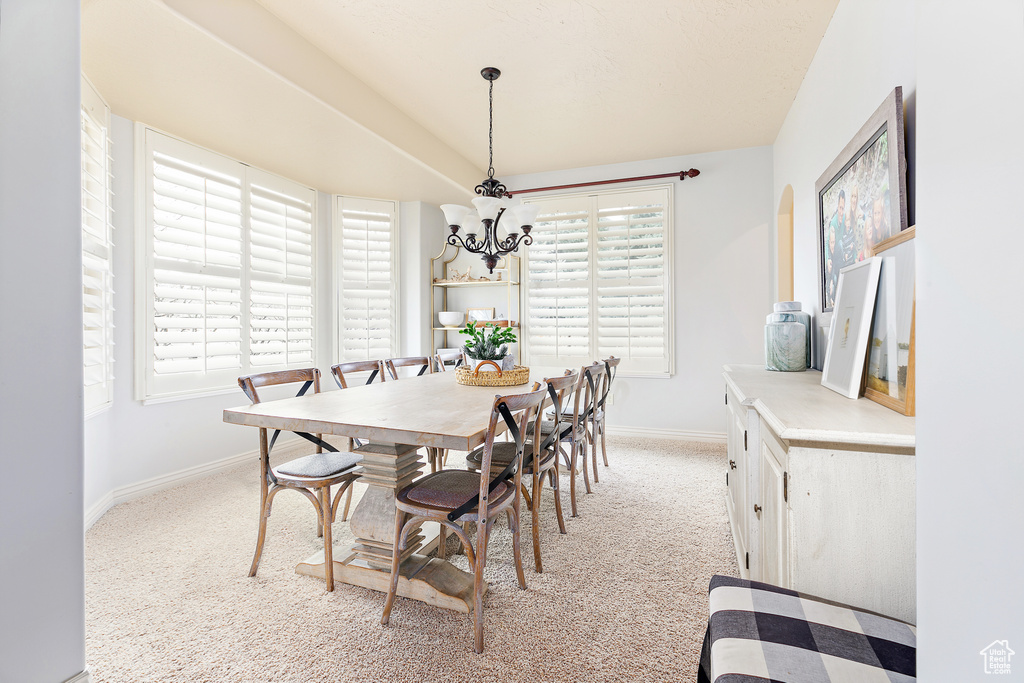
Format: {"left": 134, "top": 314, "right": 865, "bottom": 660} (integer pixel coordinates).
{"left": 441, "top": 67, "right": 538, "bottom": 273}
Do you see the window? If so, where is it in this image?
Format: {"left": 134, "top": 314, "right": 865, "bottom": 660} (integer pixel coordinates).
{"left": 523, "top": 185, "right": 673, "bottom": 376}
{"left": 334, "top": 196, "right": 399, "bottom": 361}
{"left": 136, "top": 128, "right": 316, "bottom": 400}
{"left": 82, "top": 78, "right": 115, "bottom": 413}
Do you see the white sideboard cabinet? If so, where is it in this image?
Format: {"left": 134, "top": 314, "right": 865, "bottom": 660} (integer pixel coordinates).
{"left": 723, "top": 365, "right": 916, "bottom": 624}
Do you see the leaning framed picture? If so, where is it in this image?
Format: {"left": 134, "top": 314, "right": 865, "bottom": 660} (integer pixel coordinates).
{"left": 816, "top": 86, "right": 908, "bottom": 313}
{"left": 822, "top": 258, "right": 882, "bottom": 399}
{"left": 864, "top": 226, "right": 916, "bottom": 415}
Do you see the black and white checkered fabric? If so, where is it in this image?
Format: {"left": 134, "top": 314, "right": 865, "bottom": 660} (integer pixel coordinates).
{"left": 697, "top": 575, "right": 916, "bottom": 683}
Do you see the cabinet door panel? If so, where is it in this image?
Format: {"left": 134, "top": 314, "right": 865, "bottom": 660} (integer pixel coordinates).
{"left": 760, "top": 436, "right": 788, "bottom": 587}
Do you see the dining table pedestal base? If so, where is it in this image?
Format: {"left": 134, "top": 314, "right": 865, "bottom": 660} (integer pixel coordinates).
{"left": 294, "top": 440, "right": 486, "bottom": 613}
{"left": 295, "top": 551, "right": 482, "bottom": 613}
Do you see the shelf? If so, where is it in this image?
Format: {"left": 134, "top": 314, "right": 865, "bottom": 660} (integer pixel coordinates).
{"left": 432, "top": 325, "right": 519, "bottom": 331}
{"left": 431, "top": 280, "right": 519, "bottom": 287}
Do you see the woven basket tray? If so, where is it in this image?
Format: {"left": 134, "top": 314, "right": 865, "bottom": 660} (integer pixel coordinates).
{"left": 455, "top": 362, "right": 531, "bottom": 387}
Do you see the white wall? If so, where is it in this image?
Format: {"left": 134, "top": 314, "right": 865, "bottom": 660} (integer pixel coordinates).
{"left": 399, "top": 201, "right": 445, "bottom": 357}
{"left": 0, "top": 1, "right": 88, "bottom": 681}
{"left": 504, "top": 147, "right": 773, "bottom": 437}
{"left": 772, "top": 0, "right": 915, "bottom": 367}
{"left": 916, "top": 2, "right": 1024, "bottom": 677}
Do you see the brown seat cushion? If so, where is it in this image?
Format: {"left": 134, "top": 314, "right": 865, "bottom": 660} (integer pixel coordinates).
{"left": 275, "top": 451, "right": 361, "bottom": 478}
{"left": 399, "top": 470, "right": 509, "bottom": 511}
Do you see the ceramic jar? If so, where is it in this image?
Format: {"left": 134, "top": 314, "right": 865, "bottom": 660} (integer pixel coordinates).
{"left": 764, "top": 302, "right": 812, "bottom": 372}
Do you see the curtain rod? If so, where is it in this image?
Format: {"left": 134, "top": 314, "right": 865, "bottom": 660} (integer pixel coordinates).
{"left": 507, "top": 168, "right": 700, "bottom": 197}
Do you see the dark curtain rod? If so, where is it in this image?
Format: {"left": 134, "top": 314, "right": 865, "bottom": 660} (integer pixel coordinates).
{"left": 507, "top": 168, "right": 700, "bottom": 197}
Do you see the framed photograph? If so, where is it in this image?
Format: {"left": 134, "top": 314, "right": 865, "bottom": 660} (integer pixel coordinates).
{"left": 466, "top": 307, "right": 495, "bottom": 323}
{"left": 816, "top": 87, "right": 908, "bottom": 313}
{"left": 822, "top": 258, "right": 882, "bottom": 399}
{"left": 864, "top": 226, "right": 916, "bottom": 415}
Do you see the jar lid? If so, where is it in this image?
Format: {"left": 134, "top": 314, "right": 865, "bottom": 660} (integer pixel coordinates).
{"left": 774, "top": 301, "right": 802, "bottom": 312}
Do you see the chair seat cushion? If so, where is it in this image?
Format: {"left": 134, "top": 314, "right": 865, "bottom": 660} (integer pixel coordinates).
{"left": 399, "top": 470, "right": 508, "bottom": 511}
{"left": 275, "top": 451, "right": 361, "bottom": 479}
{"left": 466, "top": 442, "right": 555, "bottom": 472}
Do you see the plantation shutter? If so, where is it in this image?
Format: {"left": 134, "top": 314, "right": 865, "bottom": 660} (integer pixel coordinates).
{"left": 248, "top": 173, "right": 315, "bottom": 368}
{"left": 523, "top": 185, "right": 673, "bottom": 376}
{"left": 81, "top": 79, "right": 115, "bottom": 412}
{"left": 335, "top": 196, "right": 398, "bottom": 361}
{"left": 595, "top": 188, "right": 671, "bottom": 374}
{"left": 139, "top": 129, "right": 317, "bottom": 400}
{"left": 522, "top": 196, "right": 592, "bottom": 368}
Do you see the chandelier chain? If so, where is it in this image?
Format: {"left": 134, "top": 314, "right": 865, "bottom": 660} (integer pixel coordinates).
{"left": 487, "top": 78, "right": 494, "bottom": 179}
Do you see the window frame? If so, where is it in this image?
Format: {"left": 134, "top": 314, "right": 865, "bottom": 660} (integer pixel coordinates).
{"left": 332, "top": 195, "right": 401, "bottom": 363}
{"left": 521, "top": 183, "right": 675, "bottom": 378}
{"left": 134, "top": 125, "right": 318, "bottom": 402}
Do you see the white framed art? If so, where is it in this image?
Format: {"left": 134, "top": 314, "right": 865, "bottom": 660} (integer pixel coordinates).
{"left": 822, "top": 257, "right": 882, "bottom": 398}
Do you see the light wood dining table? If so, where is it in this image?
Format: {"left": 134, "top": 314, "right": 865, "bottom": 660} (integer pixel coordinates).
{"left": 223, "top": 370, "right": 540, "bottom": 612}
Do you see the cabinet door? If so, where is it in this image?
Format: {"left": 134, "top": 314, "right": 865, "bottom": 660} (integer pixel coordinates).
{"left": 725, "top": 389, "right": 747, "bottom": 570}
{"left": 759, "top": 431, "right": 789, "bottom": 587}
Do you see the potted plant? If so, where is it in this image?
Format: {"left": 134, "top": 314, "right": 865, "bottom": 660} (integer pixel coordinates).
{"left": 459, "top": 321, "right": 517, "bottom": 372}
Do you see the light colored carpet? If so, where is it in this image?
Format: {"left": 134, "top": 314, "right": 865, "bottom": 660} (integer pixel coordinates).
{"left": 85, "top": 436, "right": 737, "bottom": 682}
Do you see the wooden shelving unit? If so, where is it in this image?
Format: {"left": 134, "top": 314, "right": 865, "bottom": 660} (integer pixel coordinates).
{"left": 429, "top": 244, "right": 521, "bottom": 361}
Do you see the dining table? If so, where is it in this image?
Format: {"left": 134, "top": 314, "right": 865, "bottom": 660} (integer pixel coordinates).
{"left": 223, "top": 369, "right": 545, "bottom": 613}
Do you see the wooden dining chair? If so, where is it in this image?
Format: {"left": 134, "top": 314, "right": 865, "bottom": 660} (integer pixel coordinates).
{"left": 466, "top": 370, "right": 576, "bottom": 572}
{"left": 433, "top": 348, "right": 464, "bottom": 372}
{"left": 384, "top": 355, "right": 433, "bottom": 380}
{"left": 381, "top": 382, "right": 547, "bottom": 653}
{"left": 384, "top": 356, "right": 444, "bottom": 472}
{"left": 549, "top": 362, "right": 606, "bottom": 515}
{"left": 592, "top": 356, "right": 621, "bottom": 471}
{"left": 580, "top": 361, "right": 609, "bottom": 486}
{"left": 237, "top": 368, "right": 361, "bottom": 592}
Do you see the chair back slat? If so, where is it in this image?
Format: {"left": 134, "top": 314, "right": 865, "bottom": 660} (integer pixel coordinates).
{"left": 331, "top": 360, "right": 386, "bottom": 389}
{"left": 385, "top": 356, "right": 433, "bottom": 380}
{"left": 238, "top": 368, "right": 320, "bottom": 404}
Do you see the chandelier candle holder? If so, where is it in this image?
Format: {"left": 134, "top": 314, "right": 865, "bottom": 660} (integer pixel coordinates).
{"left": 441, "top": 67, "right": 538, "bottom": 273}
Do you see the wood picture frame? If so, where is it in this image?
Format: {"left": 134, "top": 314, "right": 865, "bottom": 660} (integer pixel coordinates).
{"left": 466, "top": 307, "right": 495, "bottom": 323}
{"left": 822, "top": 257, "right": 882, "bottom": 399}
{"left": 816, "top": 87, "right": 908, "bottom": 313}
{"left": 864, "top": 226, "right": 916, "bottom": 415}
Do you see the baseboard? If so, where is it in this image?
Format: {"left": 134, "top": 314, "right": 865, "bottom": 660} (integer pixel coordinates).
{"left": 604, "top": 425, "right": 727, "bottom": 444}
{"left": 85, "top": 491, "right": 115, "bottom": 530}
{"left": 64, "top": 668, "right": 91, "bottom": 683}
{"left": 85, "top": 437, "right": 301, "bottom": 530}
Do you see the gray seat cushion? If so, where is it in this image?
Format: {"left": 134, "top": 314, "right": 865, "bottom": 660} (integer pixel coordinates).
{"left": 275, "top": 451, "right": 361, "bottom": 478}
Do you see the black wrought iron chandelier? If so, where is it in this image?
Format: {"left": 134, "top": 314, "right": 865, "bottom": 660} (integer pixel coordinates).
{"left": 441, "top": 67, "right": 538, "bottom": 273}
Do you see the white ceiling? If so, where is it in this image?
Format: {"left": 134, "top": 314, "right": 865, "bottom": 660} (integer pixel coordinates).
{"left": 81, "top": 0, "right": 838, "bottom": 204}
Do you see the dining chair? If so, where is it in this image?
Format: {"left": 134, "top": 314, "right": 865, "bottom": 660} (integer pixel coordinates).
{"left": 549, "top": 362, "right": 606, "bottom": 515}
{"left": 384, "top": 356, "right": 444, "bottom": 472}
{"left": 384, "top": 355, "right": 433, "bottom": 380}
{"left": 592, "top": 355, "right": 620, "bottom": 471}
{"left": 433, "top": 348, "right": 464, "bottom": 372}
{"left": 329, "top": 359, "right": 387, "bottom": 517}
{"left": 237, "top": 368, "right": 361, "bottom": 592}
{"left": 381, "top": 382, "right": 547, "bottom": 654}
{"left": 466, "top": 370, "right": 576, "bottom": 572}
{"left": 580, "top": 361, "right": 609, "bottom": 486}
